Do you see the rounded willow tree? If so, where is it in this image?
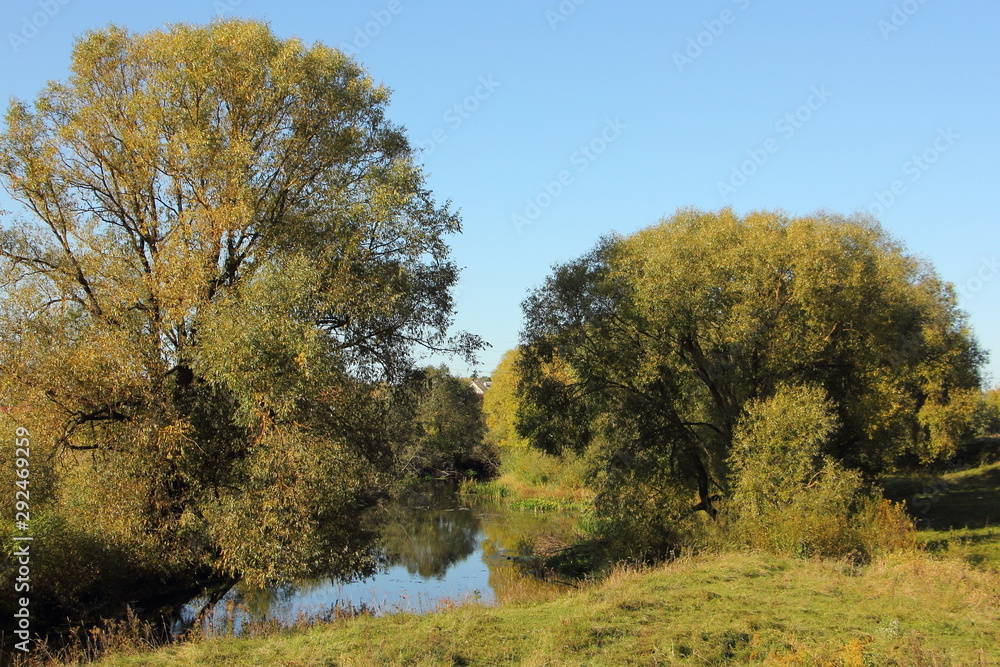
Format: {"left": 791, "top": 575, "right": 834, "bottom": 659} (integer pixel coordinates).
{"left": 0, "top": 19, "right": 479, "bottom": 618}
{"left": 517, "top": 208, "right": 983, "bottom": 544}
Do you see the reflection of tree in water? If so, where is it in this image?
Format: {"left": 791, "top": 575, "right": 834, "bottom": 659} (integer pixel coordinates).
{"left": 225, "top": 580, "right": 300, "bottom": 622}
{"left": 379, "top": 486, "right": 482, "bottom": 578}
{"left": 475, "top": 502, "right": 579, "bottom": 603}
{"left": 474, "top": 501, "right": 578, "bottom": 558}
{"left": 185, "top": 488, "right": 582, "bottom": 630}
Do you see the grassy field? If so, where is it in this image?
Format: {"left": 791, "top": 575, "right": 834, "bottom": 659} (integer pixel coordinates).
{"left": 36, "top": 458, "right": 1000, "bottom": 666}
{"left": 90, "top": 552, "right": 998, "bottom": 666}
{"left": 884, "top": 460, "right": 1000, "bottom": 571}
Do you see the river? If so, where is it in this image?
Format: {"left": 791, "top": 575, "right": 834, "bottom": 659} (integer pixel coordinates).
{"left": 180, "top": 484, "right": 578, "bottom": 635}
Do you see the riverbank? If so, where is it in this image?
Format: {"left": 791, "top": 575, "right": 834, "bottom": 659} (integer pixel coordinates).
{"left": 459, "top": 448, "right": 594, "bottom": 512}
{"left": 22, "top": 460, "right": 998, "bottom": 665}
{"left": 86, "top": 460, "right": 1000, "bottom": 666}
{"left": 90, "top": 550, "right": 998, "bottom": 666}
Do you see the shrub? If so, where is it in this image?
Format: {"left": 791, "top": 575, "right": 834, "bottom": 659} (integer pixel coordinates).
{"left": 855, "top": 497, "right": 918, "bottom": 557}
{"left": 729, "top": 383, "right": 838, "bottom": 517}
{"left": 581, "top": 475, "right": 696, "bottom": 562}
{"left": 725, "top": 384, "right": 916, "bottom": 560}
{"left": 726, "top": 463, "right": 914, "bottom": 560}
{"left": 974, "top": 386, "right": 1000, "bottom": 436}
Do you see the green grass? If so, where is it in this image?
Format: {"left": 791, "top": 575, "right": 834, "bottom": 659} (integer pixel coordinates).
{"left": 885, "top": 460, "right": 1000, "bottom": 571}
{"left": 92, "top": 552, "right": 999, "bottom": 666}
{"left": 60, "top": 459, "right": 1000, "bottom": 665}
{"left": 459, "top": 448, "right": 594, "bottom": 512}
{"left": 459, "top": 482, "right": 588, "bottom": 513}
{"left": 507, "top": 498, "right": 562, "bottom": 513}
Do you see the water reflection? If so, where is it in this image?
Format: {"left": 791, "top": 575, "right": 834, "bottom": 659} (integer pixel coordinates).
{"left": 183, "top": 484, "right": 577, "bottom": 633}
{"left": 381, "top": 485, "right": 481, "bottom": 578}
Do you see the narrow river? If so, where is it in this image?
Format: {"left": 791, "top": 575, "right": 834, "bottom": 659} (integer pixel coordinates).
{"left": 181, "top": 485, "right": 578, "bottom": 635}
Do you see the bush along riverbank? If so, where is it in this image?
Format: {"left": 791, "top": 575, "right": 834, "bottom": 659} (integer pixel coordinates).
{"left": 459, "top": 448, "right": 594, "bottom": 512}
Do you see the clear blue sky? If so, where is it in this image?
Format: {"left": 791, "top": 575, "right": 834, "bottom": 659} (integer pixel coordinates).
{"left": 2, "top": 0, "right": 998, "bottom": 383}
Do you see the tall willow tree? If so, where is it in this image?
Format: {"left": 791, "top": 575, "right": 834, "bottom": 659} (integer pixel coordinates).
{"left": 518, "top": 209, "right": 983, "bottom": 536}
{"left": 0, "top": 19, "right": 479, "bottom": 606}
{"left": 483, "top": 348, "right": 530, "bottom": 451}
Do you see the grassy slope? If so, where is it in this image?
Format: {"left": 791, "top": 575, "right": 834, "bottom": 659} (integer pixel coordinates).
{"left": 884, "top": 461, "right": 1000, "bottom": 570}
{"left": 89, "top": 459, "right": 1000, "bottom": 666}
{"left": 99, "top": 552, "right": 999, "bottom": 666}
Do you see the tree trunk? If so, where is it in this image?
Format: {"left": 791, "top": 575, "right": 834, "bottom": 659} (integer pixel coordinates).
{"left": 693, "top": 456, "right": 718, "bottom": 519}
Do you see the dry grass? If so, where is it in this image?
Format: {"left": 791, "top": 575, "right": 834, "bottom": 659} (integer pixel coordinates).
{"left": 82, "top": 551, "right": 999, "bottom": 666}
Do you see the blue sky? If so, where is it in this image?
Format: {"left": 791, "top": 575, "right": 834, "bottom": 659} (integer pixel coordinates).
{"left": 2, "top": 0, "right": 998, "bottom": 383}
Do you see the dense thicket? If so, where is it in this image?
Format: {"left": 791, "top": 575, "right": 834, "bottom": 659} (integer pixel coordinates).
{"left": 393, "top": 365, "right": 495, "bottom": 478}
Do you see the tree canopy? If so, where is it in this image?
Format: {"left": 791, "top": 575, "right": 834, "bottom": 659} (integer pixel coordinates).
{"left": 483, "top": 348, "right": 530, "bottom": 451}
{"left": 393, "top": 365, "right": 493, "bottom": 478}
{"left": 517, "top": 208, "right": 984, "bottom": 530}
{"left": 0, "top": 18, "right": 479, "bottom": 608}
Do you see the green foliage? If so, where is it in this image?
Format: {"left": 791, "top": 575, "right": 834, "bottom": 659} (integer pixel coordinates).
{"left": 579, "top": 485, "right": 695, "bottom": 562}
{"left": 724, "top": 383, "right": 915, "bottom": 560}
{"left": 975, "top": 386, "right": 1000, "bottom": 436}
{"left": 463, "top": 479, "right": 511, "bottom": 501}
{"left": 517, "top": 208, "right": 984, "bottom": 543}
{"left": 393, "top": 365, "right": 495, "bottom": 477}
{"left": 500, "top": 446, "right": 588, "bottom": 491}
{"left": 507, "top": 498, "right": 561, "bottom": 513}
{"left": 482, "top": 348, "right": 530, "bottom": 450}
{"left": 725, "top": 463, "right": 915, "bottom": 560}
{"left": 0, "top": 18, "right": 479, "bottom": 616}
{"left": 461, "top": 446, "right": 591, "bottom": 518}
{"left": 916, "top": 386, "right": 982, "bottom": 462}
{"left": 729, "top": 383, "right": 839, "bottom": 517}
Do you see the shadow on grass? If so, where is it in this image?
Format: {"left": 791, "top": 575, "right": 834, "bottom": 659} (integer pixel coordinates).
{"left": 883, "top": 453, "right": 1000, "bottom": 570}
{"left": 883, "top": 455, "right": 999, "bottom": 531}
{"left": 916, "top": 465, "right": 998, "bottom": 531}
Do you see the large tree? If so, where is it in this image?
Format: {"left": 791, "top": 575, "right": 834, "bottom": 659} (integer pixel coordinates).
{"left": 517, "top": 209, "right": 984, "bottom": 529}
{"left": 0, "top": 18, "right": 479, "bottom": 610}
{"left": 483, "top": 347, "right": 530, "bottom": 451}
